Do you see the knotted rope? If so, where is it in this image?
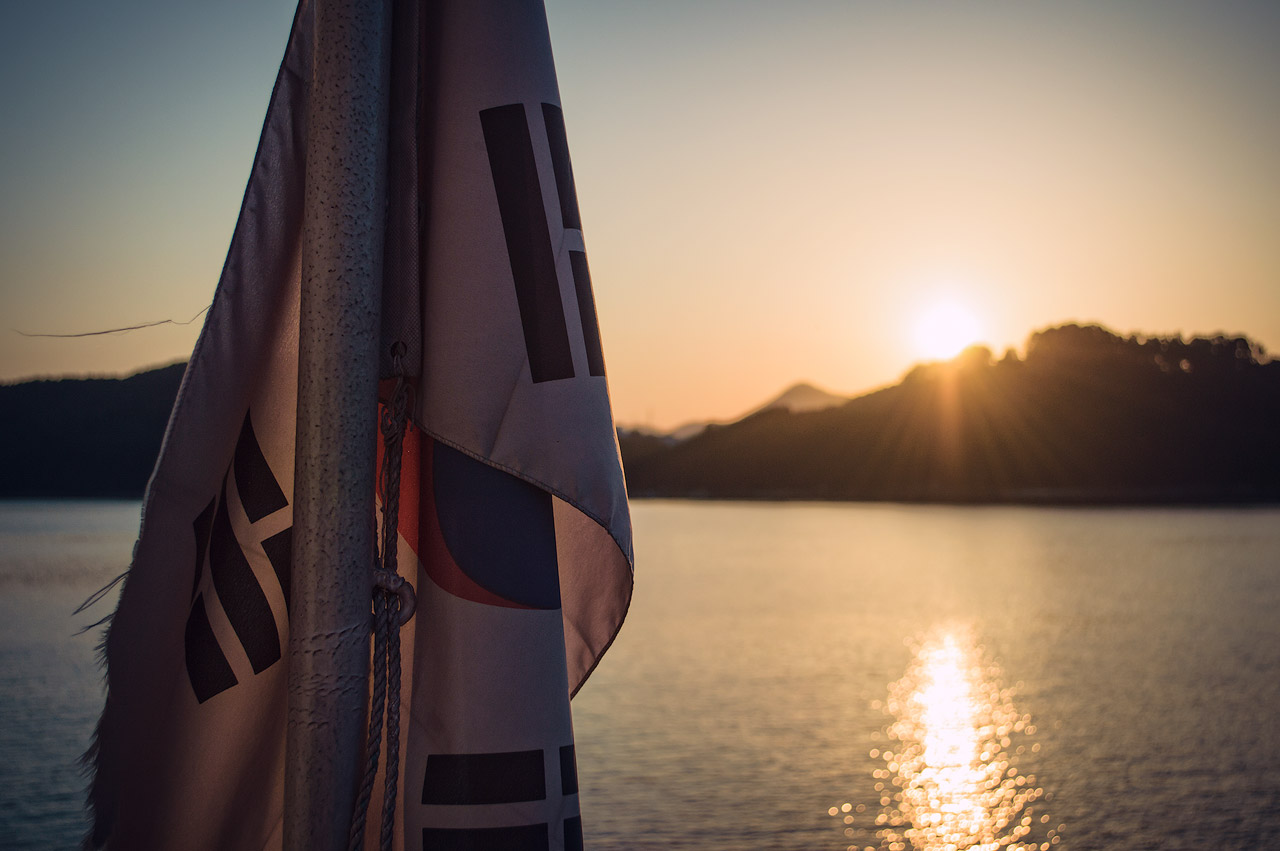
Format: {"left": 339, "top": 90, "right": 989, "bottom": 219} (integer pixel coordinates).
{"left": 349, "top": 346, "right": 416, "bottom": 851}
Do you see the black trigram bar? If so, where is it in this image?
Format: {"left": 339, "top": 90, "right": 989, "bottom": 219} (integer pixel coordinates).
{"left": 191, "top": 497, "right": 216, "bottom": 600}
{"left": 480, "top": 103, "right": 575, "bottom": 384}
{"left": 559, "top": 745, "right": 578, "bottom": 796}
{"left": 421, "top": 750, "right": 546, "bottom": 805}
{"left": 208, "top": 480, "right": 280, "bottom": 674}
{"left": 233, "top": 413, "right": 288, "bottom": 523}
{"left": 261, "top": 527, "right": 293, "bottom": 611}
{"left": 563, "top": 816, "right": 583, "bottom": 851}
{"left": 541, "top": 103, "right": 580, "bottom": 230}
{"left": 421, "top": 823, "right": 548, "bottom": 851}
{"left": 568, "top": 251, "right": 604, "bottom": 377}
{"left": 185, "top": 593, "right": 238, "bottom": 703}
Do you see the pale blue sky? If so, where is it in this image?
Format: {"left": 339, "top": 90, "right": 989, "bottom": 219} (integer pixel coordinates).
{"left": 3, "top": 0, "right": 1278, "bottom": 428}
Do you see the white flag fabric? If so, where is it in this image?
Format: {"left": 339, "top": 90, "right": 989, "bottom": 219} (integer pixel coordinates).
{"left": 87, "top": 1, "right": 633, "bottom": 848}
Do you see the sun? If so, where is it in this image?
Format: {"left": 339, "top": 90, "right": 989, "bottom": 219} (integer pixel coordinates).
{"left": 912, "top": 300, "right": 983, "bottom": 361}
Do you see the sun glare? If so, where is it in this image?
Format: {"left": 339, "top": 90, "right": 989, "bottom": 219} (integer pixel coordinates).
{"left": 827, "top": 625, "right": 1056, "bottom": 850}
{"left": 913, "top": 301, "right": 982, "bottom": 361}
{"left": 882, "top": 626, "right": 1048, "bottom": 850}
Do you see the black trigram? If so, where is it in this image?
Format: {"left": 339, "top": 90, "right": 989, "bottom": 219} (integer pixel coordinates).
{"left": 419, "top": 746, "right": 582, "bottom": 851}
{"left": 480, "top": 102, "right": 606, "bottom": 384}
{"left": 184, "top": 412, "right": 292, "bottom": 704}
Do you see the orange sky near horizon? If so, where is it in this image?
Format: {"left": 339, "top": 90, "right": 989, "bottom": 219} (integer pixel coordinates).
{"left": 2, "top": 0, "right": 1278, "bottom": 431}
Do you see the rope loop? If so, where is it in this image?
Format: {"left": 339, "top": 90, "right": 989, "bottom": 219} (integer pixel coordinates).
{"left": 373, "top": 568, "right": 416, "bottom": 626}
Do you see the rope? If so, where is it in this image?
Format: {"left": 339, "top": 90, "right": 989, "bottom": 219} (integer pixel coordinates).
{"left": 348, "top": 345, "right": 416, "bottom": 851}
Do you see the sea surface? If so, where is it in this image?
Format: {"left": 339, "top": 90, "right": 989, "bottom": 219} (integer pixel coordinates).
{"left": 1, "top": 499, "right": 1278, "bottom": 850}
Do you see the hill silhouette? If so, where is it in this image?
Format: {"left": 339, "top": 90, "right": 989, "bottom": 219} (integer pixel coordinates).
{"left": 0, "top": 363, "right": 186, "bottom": 498}
{"left": 621, "top": 381, "right": 850, "bottom": 444}
{"left": 621, "top": 325, "right": 1280, "bottom": 503}
{"left": 2, "top": 325, "right": 1277, "bottom": 502}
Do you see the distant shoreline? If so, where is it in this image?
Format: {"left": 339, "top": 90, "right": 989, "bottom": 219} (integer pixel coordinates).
{"left": 626, "top": 492, "right": 1280, "bottom": 508}
{"left": 0, "top": 492, "right": 152, "bottom": 501}
{"left": 5, "top": 494, "right": 1279, "bottom": 509}
{"left": 4, "top": 324, "right": 1278, "bottom": 505}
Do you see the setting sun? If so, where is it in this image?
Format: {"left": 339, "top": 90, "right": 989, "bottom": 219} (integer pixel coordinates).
{"left": 913, "top": 301, "right": 983, "bottom": 361}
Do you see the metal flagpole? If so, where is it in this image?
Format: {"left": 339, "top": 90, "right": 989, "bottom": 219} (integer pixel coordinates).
{"left": 286, "top": 0, "right": 392, "bottom": 848}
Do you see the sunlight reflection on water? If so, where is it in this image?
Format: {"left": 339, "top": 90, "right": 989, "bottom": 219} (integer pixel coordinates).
{"left": 832, "top": 625, "right": 1059, "bottom": 851}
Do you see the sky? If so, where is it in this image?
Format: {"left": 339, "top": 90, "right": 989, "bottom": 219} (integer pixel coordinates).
{"left": 2, "top": 0, "right": 1278, "bottom": 431}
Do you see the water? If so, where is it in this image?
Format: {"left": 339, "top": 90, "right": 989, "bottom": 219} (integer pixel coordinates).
{"left": 1, "top": 500, "right": 1278, "bottom": 849}
{"left": 574, "top": 502, "right": 1280, "bottom": 850}
{"left": 0, "top": 501, "right": 139, "bottom": 849}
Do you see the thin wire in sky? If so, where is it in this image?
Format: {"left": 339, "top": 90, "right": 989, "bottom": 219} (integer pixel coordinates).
{"left": 13, "top": 306, "right": 211, "bottom": 338}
